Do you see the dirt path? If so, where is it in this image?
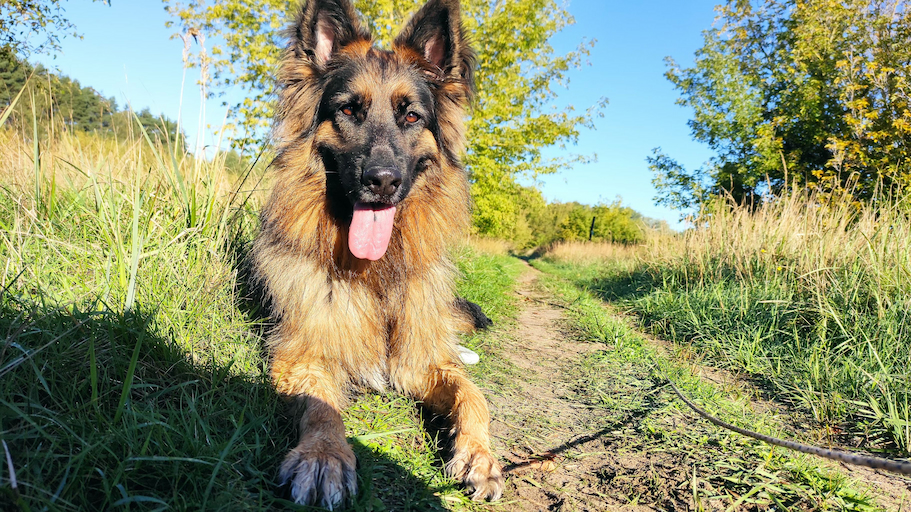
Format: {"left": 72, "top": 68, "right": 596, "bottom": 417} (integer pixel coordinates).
{"left": 479, "top": 262, "right": 911, "bottom": 511}
{"left": 484, "top": 263, "right": 634, "bottom": 511}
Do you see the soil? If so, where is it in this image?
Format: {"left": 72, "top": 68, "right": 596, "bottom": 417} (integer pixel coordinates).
{"left": 485, "top": 265, "right": 613, "bottom": 511}
{"left": 480, "top": 262, "right": 911, "bottom": 511}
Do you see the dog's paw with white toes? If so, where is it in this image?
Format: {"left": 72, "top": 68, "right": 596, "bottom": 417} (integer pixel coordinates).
{"left": 279, "top": 442, "right": 357, "bottom": 509}
{"left": 446, "top": 447, "right": 504, "bottom": 501}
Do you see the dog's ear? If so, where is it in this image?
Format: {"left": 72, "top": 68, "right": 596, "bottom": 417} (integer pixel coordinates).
{"left": 394, "top": 0, "right": 475, "bottom": 87}
{"left": 291, "top": 0, "right": 369, "bottom": 66}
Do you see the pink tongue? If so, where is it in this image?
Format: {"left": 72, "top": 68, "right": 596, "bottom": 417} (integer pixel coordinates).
{"left": 348, "top": 202, "right": 396, "bottom": 261}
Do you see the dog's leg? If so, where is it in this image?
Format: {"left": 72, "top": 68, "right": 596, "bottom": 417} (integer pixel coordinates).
{"left": 408, "top": 364, "right": 504, "bottom": 501}
{"left": 273, "top": 361, "right": 356, "bottom": 510}
{"left": 389, "top": 274, "right": 504, "bottom": 501}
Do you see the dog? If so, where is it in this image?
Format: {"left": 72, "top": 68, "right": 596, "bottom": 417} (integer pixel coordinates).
{"left": 250, "top": 0, "right": 504, "bottom": 508}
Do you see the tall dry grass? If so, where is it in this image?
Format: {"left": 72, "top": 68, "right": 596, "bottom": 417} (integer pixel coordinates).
{"left": 467, "top": 236, "right": 513, "bottom": 256}
{"left": 679, "top": 193, "right": 911, "bottom": 296}
{"left": 0, "top": 116, "right": 263, "bottom": 349}
{"left": 542, "top": 240, "right": 645, "bottom": 265}
{"left": 0, "top": 123, "right": 249, "bottom": 208}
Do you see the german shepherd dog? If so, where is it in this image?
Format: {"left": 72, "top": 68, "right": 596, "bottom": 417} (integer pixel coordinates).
{"left": 251, "top": 0, "right": 504, "bottom": 508}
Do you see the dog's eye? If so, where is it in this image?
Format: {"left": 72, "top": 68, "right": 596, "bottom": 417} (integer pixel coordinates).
{"left": 405, "top": 112, "right": 420, "bottom": 124}
{"left": 340, "top": 105, "right": 356, "bottom": 117}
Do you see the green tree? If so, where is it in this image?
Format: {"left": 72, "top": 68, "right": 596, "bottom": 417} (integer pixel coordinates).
{"left": 0, "top": 51, "right": 115, "bottom": 135}
{"left": 0, "top": 48, "right": 30, "bottom": 103}
{"left": 162, "top": 0, "right": 605, "bottom": 237}
{"left": 653, "top": 0, "right": 911, "bottom": 210}
{"left": 556, "top": 201, "right": 643, "bottom": 244}
{"left": 1, "top": 1, "right": 111, "bottom": 57}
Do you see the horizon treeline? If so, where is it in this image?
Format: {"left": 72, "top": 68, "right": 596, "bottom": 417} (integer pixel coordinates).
{"left": 504, "top": 194, "right": 668, "bottom": 249}
{"left": 0, "top": 48, "right": 183, "bottom": 147}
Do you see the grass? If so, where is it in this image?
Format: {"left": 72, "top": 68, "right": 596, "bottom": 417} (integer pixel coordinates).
{"left": 533, "top": 240, "right": 645, "bottom": 265}
{"left": 529, "top": 264, "right": 888, "bottom": 510}
{"left": 0, "top": 119, "right": 522, "bottom": 511}
{"left": 463, "top": 237, "right": 512, "bottom": 257}
{"left": 6, "top": 80, "right": 909, "bottom": 510}
{"left": 538, "top": 191, "right": 911, "bottom": 457}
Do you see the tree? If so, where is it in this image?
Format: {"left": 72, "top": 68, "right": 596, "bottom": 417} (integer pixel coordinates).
{"left": 557, "top": 201, "right": 644, "bottom": 244}
{"left": 1, "top": 1, "right": 110, "bottom": 57}
{"left": 162, "top": 0, "right": 605, "bottom": 236}
{"left": 0, "top": 48, "right": 30, "bottom": 103}
{"left": 504, "top": 197, "right": 650, "bottom": 248}
{"left": 652, "top": 0, "right": 911, "bottom": 210}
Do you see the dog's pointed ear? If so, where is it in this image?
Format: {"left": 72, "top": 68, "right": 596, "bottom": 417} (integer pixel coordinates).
{"left": 394, "top": 0, "right": 475, "bottom": 85}
{"left": 291, "top": 0, "right": 369, "bottom": 67}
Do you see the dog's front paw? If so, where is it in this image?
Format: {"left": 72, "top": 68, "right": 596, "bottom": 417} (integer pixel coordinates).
{"left": 445, "top": 445, "right": 504, "bottom": 501}
{"left": 279, "top": 438, "right": 357, "bottom": 509}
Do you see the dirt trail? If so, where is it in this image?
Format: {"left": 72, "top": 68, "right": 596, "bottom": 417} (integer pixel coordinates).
{"left": 481, "top": 262, "right": 911, "bottom": 511}
{"left": 484, "top": 263, "right": 632, "bottom": 511}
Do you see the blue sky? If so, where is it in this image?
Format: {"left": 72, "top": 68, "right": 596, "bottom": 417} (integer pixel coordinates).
{"left": 34, "top": 0, "right": 721, "bottom": 228}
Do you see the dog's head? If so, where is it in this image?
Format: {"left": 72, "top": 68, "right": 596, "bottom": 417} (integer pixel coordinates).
{"left": 275, "top": 0, "right": 475, "bottom": 261}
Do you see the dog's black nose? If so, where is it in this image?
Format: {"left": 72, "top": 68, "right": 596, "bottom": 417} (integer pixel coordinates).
{"left": 362, "top": 166, "right": 402, "bottom": 197}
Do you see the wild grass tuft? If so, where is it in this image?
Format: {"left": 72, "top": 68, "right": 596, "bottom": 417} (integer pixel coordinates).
{"left": 0, "top": 112, "right": 282, "bottom": 509}
{"left": 539, "top": 240, "right": 647, "bottom": 265}
{"left": 466, "top": 236, "right": 513, "bottom": 257}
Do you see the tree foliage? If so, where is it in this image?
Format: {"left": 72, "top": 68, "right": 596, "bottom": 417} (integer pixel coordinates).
{"left": 162, "top": 0, "right": 605, "bottom": 237}
{"left": 652, "top": 0, "right": 911, "bottom": 210}
{"left": 556, "top": 201, "right": 645, "bottom": 244}
{"left": 504, "top": 192, "right": 653, "bottom": 248}
{"left": 1, "top": 1, "right": 110, "bottom": 57}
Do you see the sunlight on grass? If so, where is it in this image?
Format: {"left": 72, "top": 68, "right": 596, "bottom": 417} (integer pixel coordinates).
{"left": 0, "top": 118, "right": 284, "bottom": 509}
{"left": 0, "top": 120, "right": 261, "bottom": 350}
{"left": 0, "top": 116, "right": 516, "bottom": 510}
{"left": 466, "top": 236, "right": 512, "bottom": 256}
{"left": 541, "top": 191, "right": 911, "bottom": 456}
{"left": 530, "top": 270, "right": 883, "bottom": 510}
{"left": 540, "top": 240, "right": 647, "bottom": 265}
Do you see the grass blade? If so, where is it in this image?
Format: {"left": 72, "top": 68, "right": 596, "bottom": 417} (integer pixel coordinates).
{"left": 0, "top": 74, "right": 30, "bottom": 127}
{"left": 113, "top": 320, "right": 147, "bottom": 424}
{"left": 124, "top": 184, "right": 143, "bottom": 312}
{"left": 30, "top": 88, "right": 40, "bottom": 210}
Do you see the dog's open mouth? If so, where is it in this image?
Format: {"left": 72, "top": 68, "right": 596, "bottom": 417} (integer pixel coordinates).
{"left": 349, "top": 202, "right": 396, "bottom": 261}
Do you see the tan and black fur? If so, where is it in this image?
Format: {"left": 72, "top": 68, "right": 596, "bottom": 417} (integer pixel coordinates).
{"left": 251, "top": 0, "right": 503, "bottom": 508}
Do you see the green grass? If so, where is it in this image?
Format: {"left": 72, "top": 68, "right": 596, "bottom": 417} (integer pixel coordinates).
{"left": 0, "top": 123, "right": 522, "bottom": 511}
{"left": 535, "top": 192, "right": 911, "bottom": 457}
{"left": 452, "top": 247, "right": 524, "bottom": 361}
{"left": 7, "top": 93, "right": 906, "bottom": 510}
{"left": 529, "top": 263, "right": 886, "bottom": 510}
